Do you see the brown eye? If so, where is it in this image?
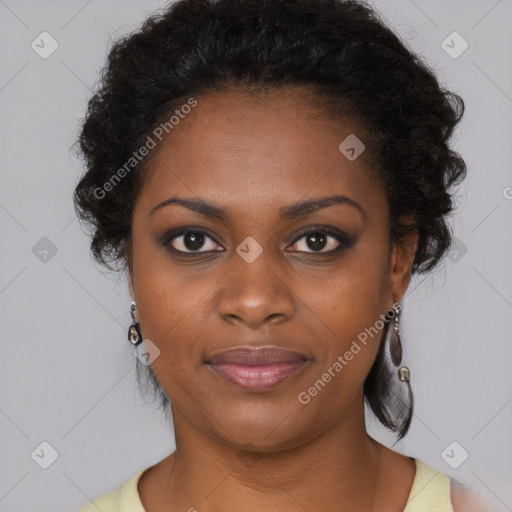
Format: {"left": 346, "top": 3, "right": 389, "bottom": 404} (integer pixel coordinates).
{"left": 166, "top": 229, "right": 223, "bottom": 254}
{"left": 287, "top": 227, "right": 353, "bottom": 254}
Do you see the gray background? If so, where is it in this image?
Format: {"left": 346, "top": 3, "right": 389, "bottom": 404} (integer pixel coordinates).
{"left": 0, "top": 0, "right": 511, "bottom": 510}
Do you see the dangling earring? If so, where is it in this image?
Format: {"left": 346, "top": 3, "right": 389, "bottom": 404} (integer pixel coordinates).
{"left": 388, "top": 302, "right": 410, "bottom": 382}
{"left": 128, "top": 300, "right": 143, "bottom": 346}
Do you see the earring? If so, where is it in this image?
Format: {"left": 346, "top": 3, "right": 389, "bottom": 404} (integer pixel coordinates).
{"left": 128, "top": 300, "right": 143, "bottom": 346}
{"left": 388, "top": 302, "right": 410, "bottom": 382}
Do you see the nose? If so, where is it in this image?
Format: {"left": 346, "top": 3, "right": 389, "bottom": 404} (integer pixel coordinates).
{"left": 216, "top": 256, "right": 295, "bottom": 330}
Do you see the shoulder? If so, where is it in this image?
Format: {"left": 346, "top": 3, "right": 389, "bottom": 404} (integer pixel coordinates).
{"left": 451, "top": 478, "right": 471, "bottom": 512}
{"left": 450, "top": 477, "right": 495, "bottom": 512}
{"left": 76, "top": 469, "right": 147, "bottom": 512}
{"left": 404, "top": 458, "right": 453, "bottom": 512}
{"left": 450, "top": 476, "right": 475, "bottom": 512}
{"left": 407, "top": 461, "right": 493, "bottom": 512}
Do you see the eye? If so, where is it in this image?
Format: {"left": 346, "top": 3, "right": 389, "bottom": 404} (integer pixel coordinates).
{"left": 162, "top": 226, "right": 353, "bottom": 257}
{"left": 165, "top": 228, "right": 223, "bottom": 254}
{"left": 287, "top": 227, "right": 352, "bottom": 254}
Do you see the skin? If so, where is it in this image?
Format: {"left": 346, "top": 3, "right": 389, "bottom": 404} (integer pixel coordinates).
{"left": 126, "top": 87, "right": 422, "bottom": 511}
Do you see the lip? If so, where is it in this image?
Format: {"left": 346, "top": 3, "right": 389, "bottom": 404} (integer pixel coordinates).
{"left": 206, "top": 345, "right": 310, "bottom": 392}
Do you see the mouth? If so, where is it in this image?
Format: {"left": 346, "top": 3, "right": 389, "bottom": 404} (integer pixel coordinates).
{"left": 205, "top": 345, "right": 310, "bottom": 392}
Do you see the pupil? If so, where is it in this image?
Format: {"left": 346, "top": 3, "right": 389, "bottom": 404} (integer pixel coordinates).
{"left": 184, "top": 232, "right": 205, "bottom": 251}
{"left": 307, "top": 232, "right": 326, "bottom": 251}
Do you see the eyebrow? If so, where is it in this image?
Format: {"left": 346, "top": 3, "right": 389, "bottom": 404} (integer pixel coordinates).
{"left": 149, "top": 194, "right": 366, "bottom": 221}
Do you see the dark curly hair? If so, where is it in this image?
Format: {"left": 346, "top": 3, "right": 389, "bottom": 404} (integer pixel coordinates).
{"left": 73, "top": 0, "right": 467, "bottom": 441}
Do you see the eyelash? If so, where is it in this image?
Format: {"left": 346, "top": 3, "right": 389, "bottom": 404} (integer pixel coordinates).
{"left": 162, "top": 226, "right": 354, "bottom": 257}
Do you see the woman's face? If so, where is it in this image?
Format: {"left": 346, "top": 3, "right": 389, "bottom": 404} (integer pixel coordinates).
{"left": 128, "top": 87, "right": 416, "bottom": 451}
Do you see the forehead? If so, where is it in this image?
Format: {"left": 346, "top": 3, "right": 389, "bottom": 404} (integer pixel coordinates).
{"left": 136, "top": 88, "right": 385, "bottom": 221}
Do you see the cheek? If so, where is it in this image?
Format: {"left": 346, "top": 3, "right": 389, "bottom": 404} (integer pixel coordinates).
{"left": 295, "top": 234, "right": 390, "bottom": 384}
{"left": 132, "top": 265, "right": 213, "bottom": 410}
{"left": 299, "top": 231, "right": 390, "bottom": 335}
{"left": 130, "top": 229, "right": 211, "bottom": 369}
{"left": 134, "top": 272, "right": 212, "bottom": 366}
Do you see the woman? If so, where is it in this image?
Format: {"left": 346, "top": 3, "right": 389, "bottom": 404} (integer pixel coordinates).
{"left": 73, "top": 0, "right": 479, "bottom": 510}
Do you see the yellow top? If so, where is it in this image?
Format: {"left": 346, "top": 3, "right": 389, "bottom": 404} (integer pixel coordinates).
{"left": 77, "top": 458, "right": 454, "bottom": 512}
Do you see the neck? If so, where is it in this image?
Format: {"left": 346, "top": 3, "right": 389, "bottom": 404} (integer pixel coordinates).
{"left": 163, "top": 394, "right": 383, "bottom": 511}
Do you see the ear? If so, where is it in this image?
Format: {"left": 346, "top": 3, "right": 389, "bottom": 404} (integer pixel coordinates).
{"left": 128, "top": 275, "right": 135, "bottom": 301}
{"left": 124, "top": 239, "right": 135, "bottom": 300}
{"left": 388, "top": 216, "right": 419, "bottom": 302}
